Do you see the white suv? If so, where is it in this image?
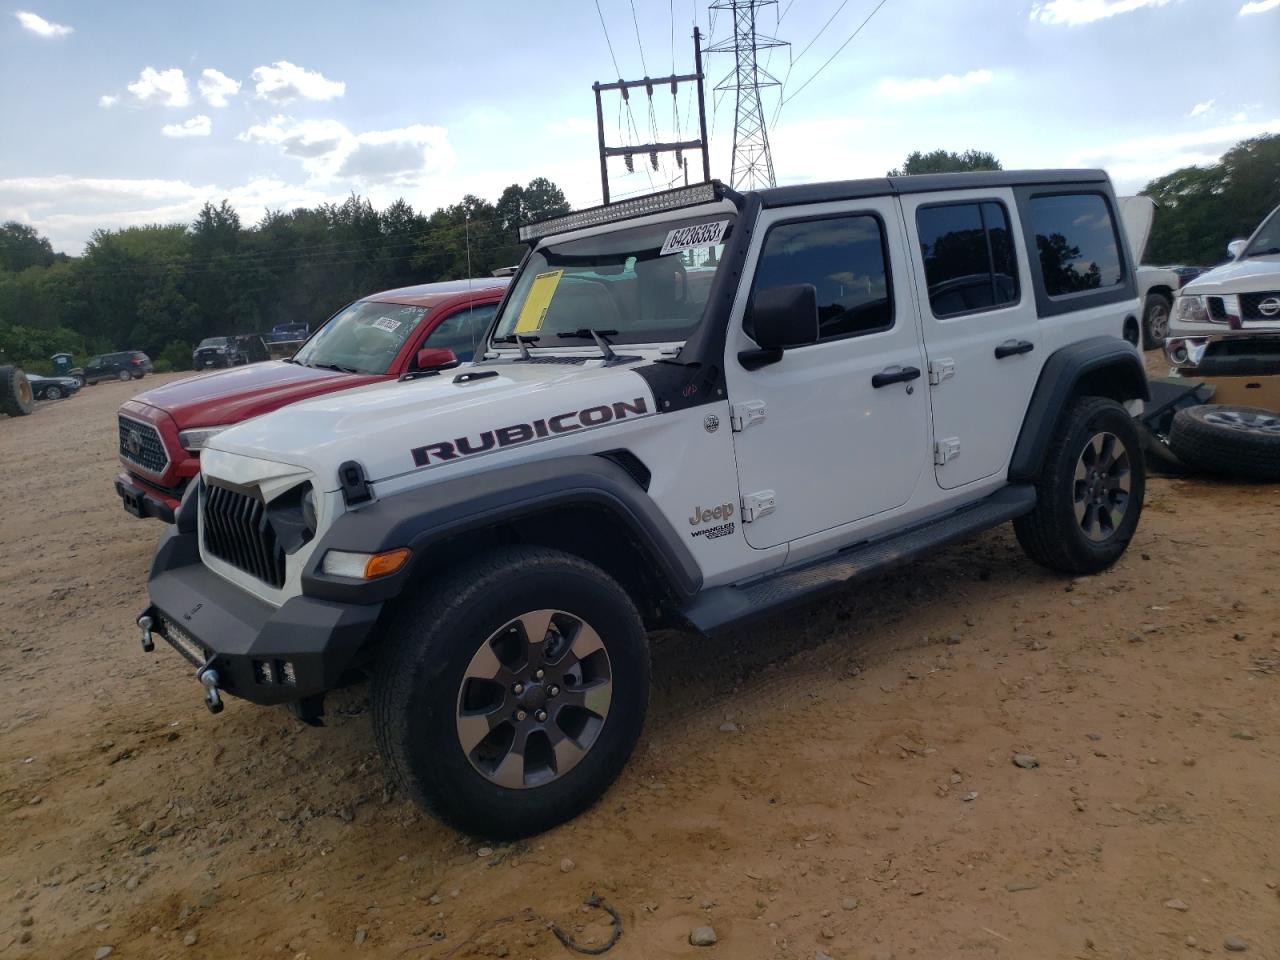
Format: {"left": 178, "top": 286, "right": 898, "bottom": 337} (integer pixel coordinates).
{"left": 138, "top": 171, "right": 1150, "bottom": 837}
{"left": 1165, "top": 203, "right": 1280, "bottom": 385}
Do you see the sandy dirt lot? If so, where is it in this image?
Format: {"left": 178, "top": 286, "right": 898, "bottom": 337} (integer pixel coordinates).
{"left": 2, "top": 369, "right": 1278, "bottom": 960}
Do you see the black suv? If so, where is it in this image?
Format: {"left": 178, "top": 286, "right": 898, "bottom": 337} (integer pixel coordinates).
{"left": 192, "top": 336, "right": 270, "bottom": 369}
{"left": 82, "top": 351, "right": 152, "bottom": 385}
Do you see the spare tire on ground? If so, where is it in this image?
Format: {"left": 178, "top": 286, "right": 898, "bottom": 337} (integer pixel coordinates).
{"left": 1168, "top": 404, "right": 1280, "bottom": 481}
{"left": 0, "top": 365, "right": 35, "bottom": 417}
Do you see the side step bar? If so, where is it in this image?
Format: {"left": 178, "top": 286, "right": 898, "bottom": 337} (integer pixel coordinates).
{"left": 680, "top": 484, "right": 1036, "bottom": 635}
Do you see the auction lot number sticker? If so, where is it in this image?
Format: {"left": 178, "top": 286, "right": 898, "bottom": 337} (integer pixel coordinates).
{"left": 660, "top": 220, "right": 730, "bottom": 256}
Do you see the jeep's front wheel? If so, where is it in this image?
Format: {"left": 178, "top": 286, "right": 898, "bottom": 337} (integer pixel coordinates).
{"left": 1015, "top": 396, "right": 1145, "bottom": 575}
{"left": 372, "top": 546, "right": 649, "bottom": 838}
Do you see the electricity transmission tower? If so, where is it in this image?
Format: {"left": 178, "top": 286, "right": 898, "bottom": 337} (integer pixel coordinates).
{"left": 706, "top": 0, "right": 788, "bottom": 190}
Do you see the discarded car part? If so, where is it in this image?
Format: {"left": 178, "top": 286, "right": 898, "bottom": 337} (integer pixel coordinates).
{"left": 1135, "top": 377, "right": 1216, "bottom": 476}
{"left": 1168, "top": 404, "right": 1280, "bottom": 481}
{"left": 0, "top": 366, "right": 35, "bottom": 417}
{"left": 1178, "top": 374, "right": 1280, "bottom": 413}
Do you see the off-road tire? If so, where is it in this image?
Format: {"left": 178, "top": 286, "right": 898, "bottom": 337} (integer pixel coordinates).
{"left": 0, "top": 365, "right": 35, "bottom": 417}
{"left": 117, "top": 369, "right": 132, "bottom": 382}
{"left": 1142, "top": 292, "right": 1171, "bottom": 350}
{"left": 1167, "top": 405, "right": 1280, "bottom": 481}
{"left": 1015, "top": 396, "right": 1145, "bottom": 574}
{"left": 372, "top": 545, "right": 650, "bottom": 838}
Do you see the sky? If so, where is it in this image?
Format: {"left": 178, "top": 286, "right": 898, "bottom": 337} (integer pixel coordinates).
{"left": 1, "top": 0, "right": 1278, "bottom": 254}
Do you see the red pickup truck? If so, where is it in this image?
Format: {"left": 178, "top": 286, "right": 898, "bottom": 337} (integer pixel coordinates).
{"left": 115, "top": 279, "right": 509, "bottom": 521}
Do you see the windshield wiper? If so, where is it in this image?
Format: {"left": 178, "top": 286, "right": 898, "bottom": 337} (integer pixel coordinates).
{"left": 1245, "top": 247, "right": 1280, "bottom": 258}
{"left": 311, "top": 362, "right": 360, "bottom": 373}
{"left": 557, "top": 328, "right": 619, "bottom": 362}
{"left": 493, "top": 333, "right": 540, "bottom": 360}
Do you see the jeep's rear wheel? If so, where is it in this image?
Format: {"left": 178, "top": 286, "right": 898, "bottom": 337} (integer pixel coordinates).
{"left": 1015, "top": 396, "right": 1145, "bottom": 574}
{"left": 372, "top": 546, "right": 649, "bottom": 838}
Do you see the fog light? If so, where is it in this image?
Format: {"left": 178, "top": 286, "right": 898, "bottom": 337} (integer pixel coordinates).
{"left": 322, "top": 547, "right": 411, "bottom": 580}
{"left": 254, "top": 659, "right": 273, "bottom": 684}
{"left": 279, "top": 660, "right": 297, "bottom": 685}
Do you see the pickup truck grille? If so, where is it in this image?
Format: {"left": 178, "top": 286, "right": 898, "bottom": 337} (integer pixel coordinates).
{"left": 118, "top": 416, "right": 169, "bottom": 474}
{"left": 202, "top": 482, "right": 286, "bottom": 588}
{"left": 1240, "top": 291, "right": 1280, "bottom": 322}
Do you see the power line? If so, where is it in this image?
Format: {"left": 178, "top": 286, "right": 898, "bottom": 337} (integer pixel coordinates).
{"left": 779, "top": 0, "right": 891, "bottom": 111}
{"left": 772, "top": 0, "right": 855, "bottom": 126}
{"left": 629, "top": 0, "right": 649, "bottom": 74}
{"left": 594, "top": 0, "right": 623, "bottom": 76}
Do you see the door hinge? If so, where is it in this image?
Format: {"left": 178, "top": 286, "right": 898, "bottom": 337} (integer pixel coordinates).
{"left": 740, "top": 490, "right": 777, "bottom": 523}
{"left": 928, "top": 358, "right": 956, "bottom": 385}
{"left": 730, "top": 400, "right": 767, "bottom": 432}
{"left": 934, "top": 438, "right": 961, "bottom": 465}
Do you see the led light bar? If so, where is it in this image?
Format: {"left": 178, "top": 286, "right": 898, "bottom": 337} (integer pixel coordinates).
{"left": 518, "top": 181, "right": 725, "bottom": 243}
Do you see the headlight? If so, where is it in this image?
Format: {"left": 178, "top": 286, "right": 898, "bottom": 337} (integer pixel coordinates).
{"left": 179, "top": 425, "right": 230, "bottom": 452}
{"left": 1172, "top": 295, "right": 1208, "bottom": 324}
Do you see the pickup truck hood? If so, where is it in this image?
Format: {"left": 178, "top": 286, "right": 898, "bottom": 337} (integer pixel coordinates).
{"left": 132, "top": 361, "right": 383, "bottom": 427}
{"left": 1182, "top": 256, "right": 1280, "bottom": 295}
{"left": 207, "top": 360, "right": 659, "bottom": 489}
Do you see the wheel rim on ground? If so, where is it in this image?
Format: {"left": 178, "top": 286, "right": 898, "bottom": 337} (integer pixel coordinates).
{"left": 1073, "top": 431, "right": 1131, "bottom": 542}
{"left": 455, "top": 609, "right": 613, "bottom": 789}
{"left": 47, "top": 386, "right": 61, "bottom": 400}
{"left": 1201, "top": 408, "right": 1280, "bottom": 435}
{"left": 1147, "top": 302, "right": 1169, "bottom": 341}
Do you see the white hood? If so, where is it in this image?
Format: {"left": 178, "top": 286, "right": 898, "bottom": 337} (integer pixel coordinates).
{"left": 1117, "top": 195, "right": 1154, "bottom": 264}
{"left": 206, "top": 359, "right": 659, "bottom": 489}
{"left": 1182, "top": 255, "right": 1280, "bottom": 296}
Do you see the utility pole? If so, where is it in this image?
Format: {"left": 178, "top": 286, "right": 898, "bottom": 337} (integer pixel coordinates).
{"left": 706, "top": 0, "right": 787, "bottom": 191}
{"left": 592, "top": 27, "right": 711, "bottom": 205}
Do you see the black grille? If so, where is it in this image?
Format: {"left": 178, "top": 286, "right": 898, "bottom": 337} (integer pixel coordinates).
{"left": 118, "top": 416, "right": 168, "bottom": 473}
{"left": 1240, "top": 291, "right": 1280, "bottom": 321}
{"left": 202, "top": 483, "right": 286, "bottom": 588}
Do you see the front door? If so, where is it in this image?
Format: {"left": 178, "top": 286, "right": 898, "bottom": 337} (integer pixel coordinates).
{"left": 724, "top": 198, "right": 930, "bottom": 550}
{"left": 899, "top": 189, "right": 1042, "bottom": 489}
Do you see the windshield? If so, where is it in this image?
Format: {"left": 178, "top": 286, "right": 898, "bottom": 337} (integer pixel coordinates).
{"left": 197, "top": 338, "right": 227, "bottom": 349}
{"left": 491, "top": 211, "right": 736, "bottom": 347}
{"left": 1244, "top": 206, "right": 1280, "bottom": 258}
{"left": 293, "top": 301, "right": 430, "bottom": 374}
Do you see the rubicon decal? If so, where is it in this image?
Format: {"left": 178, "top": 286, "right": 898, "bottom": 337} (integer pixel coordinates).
{"left": 411, "top": 398, "right": 650, "bottom": 467}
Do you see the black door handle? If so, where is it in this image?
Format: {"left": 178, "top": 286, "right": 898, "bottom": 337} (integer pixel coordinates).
{"left": 871, "top": 365, "right": 921, "bottom": 388}
{"left": 995, "top": 339, "right": 1035, "bottom": 359}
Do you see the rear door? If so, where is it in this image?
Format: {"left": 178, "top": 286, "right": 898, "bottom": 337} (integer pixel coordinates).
{"left": 899, "top": 189, "right": 1041, "bottom": 489}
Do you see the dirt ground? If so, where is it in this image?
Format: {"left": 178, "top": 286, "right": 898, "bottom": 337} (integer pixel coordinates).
{"left": 2, "top": 368, "right": 1278, "bottom": 960}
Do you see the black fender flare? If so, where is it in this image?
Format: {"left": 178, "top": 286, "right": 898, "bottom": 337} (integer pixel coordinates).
{"left": 300, "top": 454, "right": 703, "bottom": 605}
{"left": 1008, "top": 336, "right": 1150, "bottom": 481}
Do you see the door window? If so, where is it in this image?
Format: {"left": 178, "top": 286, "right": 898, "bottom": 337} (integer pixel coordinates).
{"left": 748, "top": 214, "right": 893, "bottom": 342}
{"left": 916, "top": 201, "right": 1019, "bottom": 317}
{"left": 1028, "top": 193, "right": 1124, "bottom": 296}
{"left": 424, "top": 304, "right": 498, "bottom": 363}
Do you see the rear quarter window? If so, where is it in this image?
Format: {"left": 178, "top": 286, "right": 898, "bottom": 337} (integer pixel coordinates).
{"left": 1028, "top": 193, "right": 1124, "bottom": 297}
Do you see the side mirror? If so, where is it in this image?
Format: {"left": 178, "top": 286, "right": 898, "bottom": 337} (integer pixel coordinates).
{"left": 416, "top": 347, "right": 460, "bottom": 370}
{"left": 1227, "top": 239, "right": 1247, "bottom": 259}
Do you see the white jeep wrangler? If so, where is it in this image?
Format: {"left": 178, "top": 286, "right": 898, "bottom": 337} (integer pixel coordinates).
{"left": 140, "top": 171, "right": 1150, "bottom": 837}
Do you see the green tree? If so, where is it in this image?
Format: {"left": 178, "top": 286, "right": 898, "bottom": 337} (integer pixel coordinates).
{"left": 0, "top": 221, "right": 56, "bottom": 272}
{"left": 888, "top": 149, "right": 1003, "bottom": 177}
{"left": 1142, "top": 133, "right": 1280, "bottom": 265}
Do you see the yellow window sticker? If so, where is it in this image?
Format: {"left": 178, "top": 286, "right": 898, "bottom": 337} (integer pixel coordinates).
{"left": 514, "top": 269, "right": 564, "bottom": 333}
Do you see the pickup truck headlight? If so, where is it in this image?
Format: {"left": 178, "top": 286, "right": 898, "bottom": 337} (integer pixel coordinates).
{"left": 179, "top": 426, "right": 229, "bottom": 452}
{"left": 1172, "top": 295, "right": 1220, "bottom": 324}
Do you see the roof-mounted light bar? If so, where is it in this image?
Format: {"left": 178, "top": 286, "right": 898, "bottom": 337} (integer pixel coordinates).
{"left": 518, "top": 181, "right": 728, "bottom": 243}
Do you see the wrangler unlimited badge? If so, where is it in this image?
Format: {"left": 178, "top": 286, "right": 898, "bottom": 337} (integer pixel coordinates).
{"left": 411, "top": 397, "right": 650, "bottom": 467}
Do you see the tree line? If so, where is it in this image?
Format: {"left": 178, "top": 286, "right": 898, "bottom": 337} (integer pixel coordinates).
{"left": 3, "top": 135, "right": 1277, "bottom": 372}
{"left": 0, "top": 178, "right": 569, "bottom": 372}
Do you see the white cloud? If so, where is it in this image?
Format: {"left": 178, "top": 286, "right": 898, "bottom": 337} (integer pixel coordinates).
{"left": 240, "top": 116, "right": 454, "bottom": 185}
{"left": 251, "top": 61, "right": 345, "bottom": 104}
{"left": 877, "top": 69, "right": 994, "bottom": 101}
{"left": 1030, "top": 0, "right": 1174, "bottom": 26}
{"left": 1239, "top": 0, "right": 1280, "bottom": 13}
{"left": 127, "top": 67, "right": 190, "bottom": 107}
{"left": 198, "top": 69, "right": 240, "bottom": 107}
{"left": 1068, "top": 117, "right": 1280, "bottom": 190}
{"left": 161, "top": 116, "right": 212, "bottom": 138}
{"left": 1188, "top": 99, "right": 1214, "bottom": 118}
{"left": 15, "top": 11, "right": 72, "bottom": 37}
{"left": 99, "top": 94, "right": 119, "bottom": 108}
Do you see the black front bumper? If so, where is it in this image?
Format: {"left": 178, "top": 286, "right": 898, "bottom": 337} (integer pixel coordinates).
{"left": 116, "top": 475, "right": 178, "bottom": 523}
{"left": 143, "top": 523, "right": 382, "bottom": 706}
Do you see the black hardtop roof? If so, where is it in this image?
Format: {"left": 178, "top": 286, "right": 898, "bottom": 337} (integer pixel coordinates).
{"left": 755, "top": 168, "right": 1111, "bottom": 208}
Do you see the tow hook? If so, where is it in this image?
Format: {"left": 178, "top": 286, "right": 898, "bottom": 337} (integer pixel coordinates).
{"left": 197, "top": 666, "right": 224, "bottom": 714}
{"left": 137, "top": 614, "right": 155, "bottom": 652}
